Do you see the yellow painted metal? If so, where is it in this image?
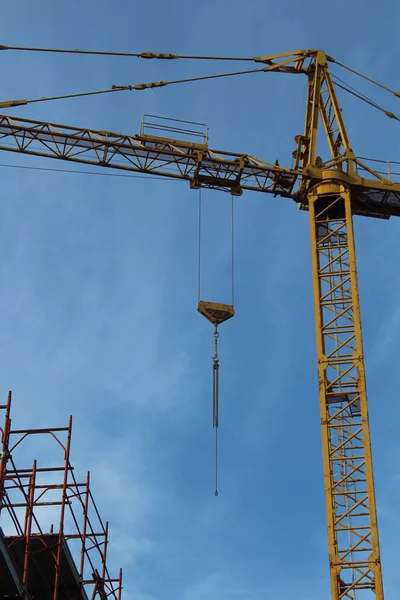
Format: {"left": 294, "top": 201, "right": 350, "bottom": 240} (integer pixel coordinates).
{"left": 198, "top": 301, "right": 234, "bottom": 325}
{"left": 308, "top": 182, "right": 384, "bottom": 600}
{"left": 295, "top": 50, "right": 354, "bottom": 181}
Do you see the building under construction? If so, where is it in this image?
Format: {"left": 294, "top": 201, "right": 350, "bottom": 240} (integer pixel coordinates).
{"left": 0, "top": 391, "right": 123, "bottom": 600}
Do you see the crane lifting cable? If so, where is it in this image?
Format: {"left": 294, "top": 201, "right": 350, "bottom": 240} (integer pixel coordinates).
{"left": 197, "top": 190, "right": 235, "bottom": 496}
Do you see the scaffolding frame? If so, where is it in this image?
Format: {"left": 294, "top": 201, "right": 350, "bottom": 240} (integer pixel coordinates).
{"left": 0, "top": 391, "right": 123, "bottom": 600}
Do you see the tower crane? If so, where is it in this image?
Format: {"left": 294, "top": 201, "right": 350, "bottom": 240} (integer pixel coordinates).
{"left": 1, "top": 46, "right": 400, "bottom": 600}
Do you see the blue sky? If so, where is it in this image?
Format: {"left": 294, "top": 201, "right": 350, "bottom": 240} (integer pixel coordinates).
{"left": 1, "top": 1, "right": 400, "bottom": 599}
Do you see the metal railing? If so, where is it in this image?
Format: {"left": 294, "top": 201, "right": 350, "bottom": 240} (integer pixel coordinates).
{"left": 356, "top": 156, "right": 400, "bottom": 183}
{"left": 140, "top": 114, "right": 209, "bottom": 148}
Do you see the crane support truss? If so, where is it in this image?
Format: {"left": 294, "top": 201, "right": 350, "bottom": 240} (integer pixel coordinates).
{"left": 297, "top": 51, "right": 351, "bottom": 171}
{"left": 309, "top": 183, "right": 383, "bottom": 600}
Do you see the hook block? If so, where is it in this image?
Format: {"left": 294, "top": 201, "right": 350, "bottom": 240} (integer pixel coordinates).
{"left": 197, "top": 301, "right": 234, "bottom": 325}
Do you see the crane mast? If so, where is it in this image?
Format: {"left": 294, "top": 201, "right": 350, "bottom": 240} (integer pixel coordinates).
{"left": 309, "top": 184, "right": 383, "bottom": 600}
{"left": 1, "top": 47, "right": 399, "bottom": 600}
{"left": 297, "top": 51, "right": 384, "bottom": 600}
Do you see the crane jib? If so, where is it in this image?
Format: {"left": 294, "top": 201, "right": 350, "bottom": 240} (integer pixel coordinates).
{"left": 0, "top": 113, "right": 299, "bottom": 197}
{"left": 1, "top": 113, "right": 400, "bottom": 220}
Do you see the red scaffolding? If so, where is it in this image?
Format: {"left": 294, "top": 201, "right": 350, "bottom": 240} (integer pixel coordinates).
{"left": 0, "top": 391, "right": 123, "bottom": 600}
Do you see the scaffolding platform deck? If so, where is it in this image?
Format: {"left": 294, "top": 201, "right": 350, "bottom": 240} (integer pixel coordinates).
{"left": 0, "top": 532, "right": 89, "bottom": 600}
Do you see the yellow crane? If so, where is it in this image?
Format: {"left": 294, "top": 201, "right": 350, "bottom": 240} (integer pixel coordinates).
{"left": 1, "top": 46, "right": 399, "bottom": 600}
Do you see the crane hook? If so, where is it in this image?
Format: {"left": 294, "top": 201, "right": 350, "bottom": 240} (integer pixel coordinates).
{"left": 197, "top": 301, "right": 234, "bottom": 497}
